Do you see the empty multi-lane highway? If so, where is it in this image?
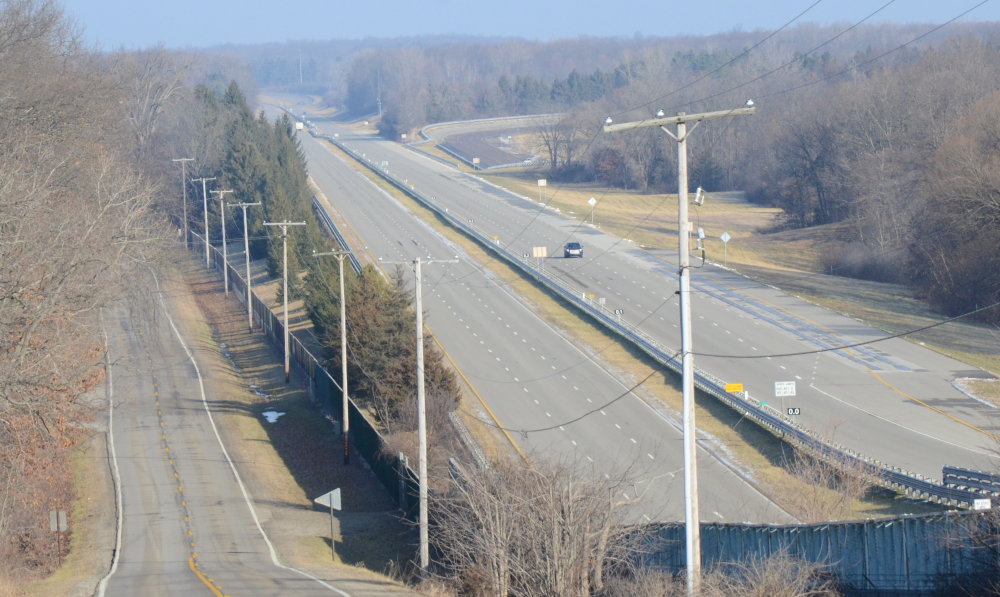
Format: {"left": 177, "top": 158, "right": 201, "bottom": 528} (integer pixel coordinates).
{"left": 287, "top": 106, "right": 795, "bottom": 524}
{"left": 289, "top": 101, "right": 998, "bottom": 498}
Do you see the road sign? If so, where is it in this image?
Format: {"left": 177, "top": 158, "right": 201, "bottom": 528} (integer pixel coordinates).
{"left": 775, "top": 381, "right": 796, "bottom": 397}
{"left": 49, "top": 510, "right": 67, "bottom": 532}
{"left": 787, "top": 407, "right": 801, "bottom": 416}
{"left": 720, "top": 232, "right": 731, "bottom": 243}
{"left": 532, "top": 246, "right": 548, "bottom": 258}
{"left": 973, "top": 498, "right": 992, "bottom": 510}
{"left": 725, "top": 383, "right": 743, "bottom": 393}
{"left": 314, "top": 488, "right": 341, "bottom": 511}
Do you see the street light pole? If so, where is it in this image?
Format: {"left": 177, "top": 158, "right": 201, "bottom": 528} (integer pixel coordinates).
{"left": 229, "top": 201, "right": 261, "bottom": 331}
{"left": 192, "top": 177, "right": 216, "bottom": 267}
{"left": 603, "top": 103, "right": 755, "bottom": 596}
{"left": 263, "top": 221, "right": 306, "bottom": 383}
{"left": 313, "top": 249, "right": 353, "bottom": 465}
{"left": 211, "top": 189, "right": 234, "bottom": 295}
{"left": 171, "top": 158, "right": 193, "bottom": 248}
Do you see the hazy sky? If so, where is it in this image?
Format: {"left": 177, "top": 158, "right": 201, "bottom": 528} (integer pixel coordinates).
{"left": 60, "top": 0, "right": 1000, "bottom": 50}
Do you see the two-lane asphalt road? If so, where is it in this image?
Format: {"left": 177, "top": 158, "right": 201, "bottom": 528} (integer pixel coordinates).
{"left": 99, "top": 288, "right": 349, "bottom": 596}
{"left": 285, "top": 106, "right": 794, "bottom": 524}
{"left": 297, "top": 107, "right": 998, "bottom": 484}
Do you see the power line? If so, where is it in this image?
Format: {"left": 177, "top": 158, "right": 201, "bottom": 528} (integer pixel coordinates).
{"left": 693, "top": 299, "right": 1000, "bottom": 360}
{"left": 759, "top": 0, "right": 993, "bottom": 102}
{"left": 462, "top": 365, "right": 665, "bottom": 436}
{"left": 614, "top": 0, "right": 825, "bottom": 118}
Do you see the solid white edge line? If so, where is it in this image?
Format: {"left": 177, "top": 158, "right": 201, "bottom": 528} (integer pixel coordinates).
{"left": 96, "top": 311, "right": 124, "bottom": 597}
{"left": 151, "top": 270, "right": 351, "bottom": 596}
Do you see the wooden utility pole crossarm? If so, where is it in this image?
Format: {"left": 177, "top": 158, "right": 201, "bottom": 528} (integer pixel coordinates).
{"left": 603, "top": 102, "right": 755, "bottom": 597}
{"left": 602, "top": 106, "right": 755, "bottom": 133}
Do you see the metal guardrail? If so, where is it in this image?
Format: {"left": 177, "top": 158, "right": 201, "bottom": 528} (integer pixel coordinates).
{"left": 943, "top": 466, "right": 1000, "bottom": 496}
{"left": 306, "top": 123, "right": 991, "bottom": 510}
{"left": 311, "top": 196, "right": 362, "bottom": 274}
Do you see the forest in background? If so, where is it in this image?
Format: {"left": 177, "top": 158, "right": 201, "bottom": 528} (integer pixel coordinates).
{"left": 213, "top": 20, "right": 1000, "bottom": 324}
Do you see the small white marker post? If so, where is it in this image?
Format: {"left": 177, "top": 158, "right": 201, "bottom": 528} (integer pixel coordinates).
{"left": 314, "top": 488, "right": 342, "bottom": 560}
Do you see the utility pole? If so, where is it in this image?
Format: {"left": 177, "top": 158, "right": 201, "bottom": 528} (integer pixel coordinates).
{"left": 211, "top": 189, "right": 234, "bottom": 295}
{"left": 263, "top": 221, "right": 306, "bottom": 382}
{"left": 192, "top": 176, "right": 216, "bottom": 267}
{"left": 379, "top": 255, "right": 457, "bottom": 574}
{"left": 171, "top": 158, "right": 193, "bottom": 248}
{"left": 230, "top": 201, "right": 261, "bottom": 331}
{"left": 313, "top": 249, "right": 353, "bottom": 465}
{"left": 603, "top": 102, "right": 755, "bottom": 596}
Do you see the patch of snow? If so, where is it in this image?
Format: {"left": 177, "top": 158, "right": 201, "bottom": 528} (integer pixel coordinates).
{"left": 261, "top": 410, "right": 285, "bottom": 423}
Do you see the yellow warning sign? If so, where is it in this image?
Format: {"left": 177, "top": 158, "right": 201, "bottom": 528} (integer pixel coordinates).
{"left": 725, "top": 383, "right": 744, "bottom": 393}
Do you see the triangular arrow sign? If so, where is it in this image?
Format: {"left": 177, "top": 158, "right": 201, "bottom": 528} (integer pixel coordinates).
{"left": 314, "top": 488, "right": 341, "bottom": 511}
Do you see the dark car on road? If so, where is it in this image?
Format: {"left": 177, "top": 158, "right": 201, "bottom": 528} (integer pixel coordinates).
{"left": 564, "top": 242, "right": 583, "bottom": 258}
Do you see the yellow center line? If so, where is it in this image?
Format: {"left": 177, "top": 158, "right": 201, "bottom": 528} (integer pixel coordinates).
{"left": 188, "top": 554, "right": 225, "bottom": 597}
{"left": 429, "top": 327, "right": 528, "bottom": 463}
{"left": 867, "top": 368, "right": 999, "bottom": 441}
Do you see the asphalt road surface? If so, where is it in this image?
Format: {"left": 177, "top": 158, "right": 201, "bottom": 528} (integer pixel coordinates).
{"left": 291, "top": 102, "right": 999, "bottom": 485}
{"left": 99, "top": 286, "right": 352, "bottom": 596}
{"left": 277, "top": 104, "right": 795, "bottom": 524}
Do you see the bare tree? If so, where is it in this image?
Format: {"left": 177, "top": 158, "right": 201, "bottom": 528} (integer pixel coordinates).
{"left": 114, "top": 47, "right": 190, "bottom": 162}
{"left": 427, "top": 455, "right": 649, "bottom": 596}
{"left": 776, "top": 446, "right": 877, "bottom": 523}
{"left": 0, "top": 0, "right": 162, "bottom": 574}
